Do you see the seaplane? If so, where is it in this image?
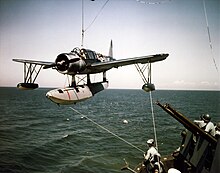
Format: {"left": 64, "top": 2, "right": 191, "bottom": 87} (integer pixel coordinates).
{"left": 12, "top": 41, "right": 168, "bottom": 105}
{"left": 12, "top": 0, "right": 169, "bottom": 105}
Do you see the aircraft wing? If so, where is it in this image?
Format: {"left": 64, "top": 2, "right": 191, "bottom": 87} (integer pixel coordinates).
{"left": 12, "top": 59, "right": 53, "bottom": 66}
{"left": 89, "top": 53, "right": 169, "bottom": 70}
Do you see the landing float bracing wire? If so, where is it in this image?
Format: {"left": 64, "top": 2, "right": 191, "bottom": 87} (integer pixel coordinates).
{"left": 69, "top": 107, "right": 145, "bottom": 154}
{"left": 203, "top": 0, "right": 219, "bottom": 73}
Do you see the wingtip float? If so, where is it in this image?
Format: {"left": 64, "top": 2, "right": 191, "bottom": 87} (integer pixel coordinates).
{"left": 17, "top": 83, "right": 39, "bottom": 90}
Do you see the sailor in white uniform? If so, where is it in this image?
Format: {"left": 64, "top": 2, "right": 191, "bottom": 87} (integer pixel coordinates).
{"left": 202, "top": 114, "right": 216, "bottom": 136}
{"left": 194, "top": 114, "right": 207, "bottom": 129}
{"left": 144, "top": 139, "right": 162, "bottom": 173}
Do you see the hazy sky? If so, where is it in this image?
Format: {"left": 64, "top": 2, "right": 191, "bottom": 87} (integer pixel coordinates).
{"left": 0, "top": 0, "right": 219, "bottom": 90}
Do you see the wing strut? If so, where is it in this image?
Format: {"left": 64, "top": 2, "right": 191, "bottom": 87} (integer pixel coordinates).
{"left": 16, "top": 62, "right": 43, "bottom": 90}
{"left": 135, "top": 62, "right": 155, "bottom": 92}
{"left": 24, "top": 63, "right": 43, "bottom": 83}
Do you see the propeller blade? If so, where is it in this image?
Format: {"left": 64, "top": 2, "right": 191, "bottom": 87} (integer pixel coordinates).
{"left": 43, "top": 63, "right": 56, "bottom": 69}
{"left": 43, "top": 58, "right": 80, "bottom": 69}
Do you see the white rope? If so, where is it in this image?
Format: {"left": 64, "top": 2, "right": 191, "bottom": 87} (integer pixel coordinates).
{"left": 203, "top": 0, "right": 219, "bottom": 73}
{"left": 69, "top": 107, "right": 145, "bottom": 154}
{"left": 149, "top": 91, "right": 158, "bottom": 150}
{"left": 149, "top": 91, "right": 162, "bottom": 172}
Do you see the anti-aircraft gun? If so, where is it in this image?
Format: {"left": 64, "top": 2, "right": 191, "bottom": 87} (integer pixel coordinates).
{"left": 121, "top": 102, "right": 219, "bottom": 173}
{"left": 156, "top": 102, "right": 219, "bottom": 173}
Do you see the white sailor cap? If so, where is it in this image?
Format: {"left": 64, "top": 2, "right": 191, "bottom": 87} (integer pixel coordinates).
{"left": 168, "top": 168, "right": 181, "bottom": 173}
{"left": 147, "top": 139, "right": 154, "bottom": 144}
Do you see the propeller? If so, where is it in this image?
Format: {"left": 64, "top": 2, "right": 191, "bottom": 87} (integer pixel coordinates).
{"left": 43, "top": 54, "right": 80, "bottom": 71}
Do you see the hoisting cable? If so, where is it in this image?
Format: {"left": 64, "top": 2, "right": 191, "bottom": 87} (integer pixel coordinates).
{"left": 149, "top": 91, "right": 158, "bottom": 150}
{"left": 69, "top": 107, "right": 145, "bottom": 154}
{"left": 134, "top": 62, "right": 159, "bottom": 149}
{"left": 137, "top": 62, "right": 160, "bottom": 170}
{"left": 81, "top": 0, "right": 110, "bottom": 47}
{"left": 149, "top": 90, "right": 161, "bottom": 171}
{"left": 203, "top": 0, "right": 219, "bottom": 73}
{"left": 84, "top": 0, "right": 110, "bottom": 32}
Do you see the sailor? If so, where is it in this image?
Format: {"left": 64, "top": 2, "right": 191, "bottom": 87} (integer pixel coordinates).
{"left": 173, "top": 129, "right": 187, "bottom": 157}
{"left": 202, "top": 114, "right": 216, "bottom": 136}
{"left": 144, "top": 139, "right": 161, "bottom": 173}
{"left": 194, "top": 114, "right": 207, "bottom": 129}
{"left": 215, "top": 122, "right": 220, "bottom": 138}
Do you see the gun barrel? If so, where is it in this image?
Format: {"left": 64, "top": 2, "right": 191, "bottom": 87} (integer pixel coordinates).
{"left": 156, "top": 101, "right": 217, "bottom": 145}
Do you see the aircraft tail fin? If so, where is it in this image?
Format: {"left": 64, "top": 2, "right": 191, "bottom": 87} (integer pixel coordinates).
{"left": 108, "top": 40, "right": 113, "bottom": 57}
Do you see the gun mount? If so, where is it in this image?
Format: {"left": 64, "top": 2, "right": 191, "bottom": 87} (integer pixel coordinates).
{"left": 156, "top": 101, "right": 219, "bottom": 173}
{"left": 156, "top": 102, "right": 217, "bottom": 145}
{"left": 121, "top": 101, "right": 219, "bottom": 173}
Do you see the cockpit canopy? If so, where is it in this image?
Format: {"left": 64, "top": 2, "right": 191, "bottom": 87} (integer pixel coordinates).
{"left": 71, "top": 47, "right": 99, "bottom": 60}
{"left": 81, "top": 49, "right": 97, "bottom": 60}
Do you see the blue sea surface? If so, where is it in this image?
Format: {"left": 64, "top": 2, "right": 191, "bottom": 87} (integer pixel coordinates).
{"left": 0, "top": 88, "right": 219, "bottom": 173}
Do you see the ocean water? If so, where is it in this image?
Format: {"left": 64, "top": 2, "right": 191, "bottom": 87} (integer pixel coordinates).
{"left": 0, "top": 87, "right": 219, "bottom": 173}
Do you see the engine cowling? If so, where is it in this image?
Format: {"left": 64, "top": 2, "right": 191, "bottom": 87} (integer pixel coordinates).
{"left": 55, "top": 53, "right": 86, "bottom": 74}
{"left": 68, "top": 59, "right": 86, "bottom": 74}
{"left": 55, "top": 54, "right": 70, "bottom": 72}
